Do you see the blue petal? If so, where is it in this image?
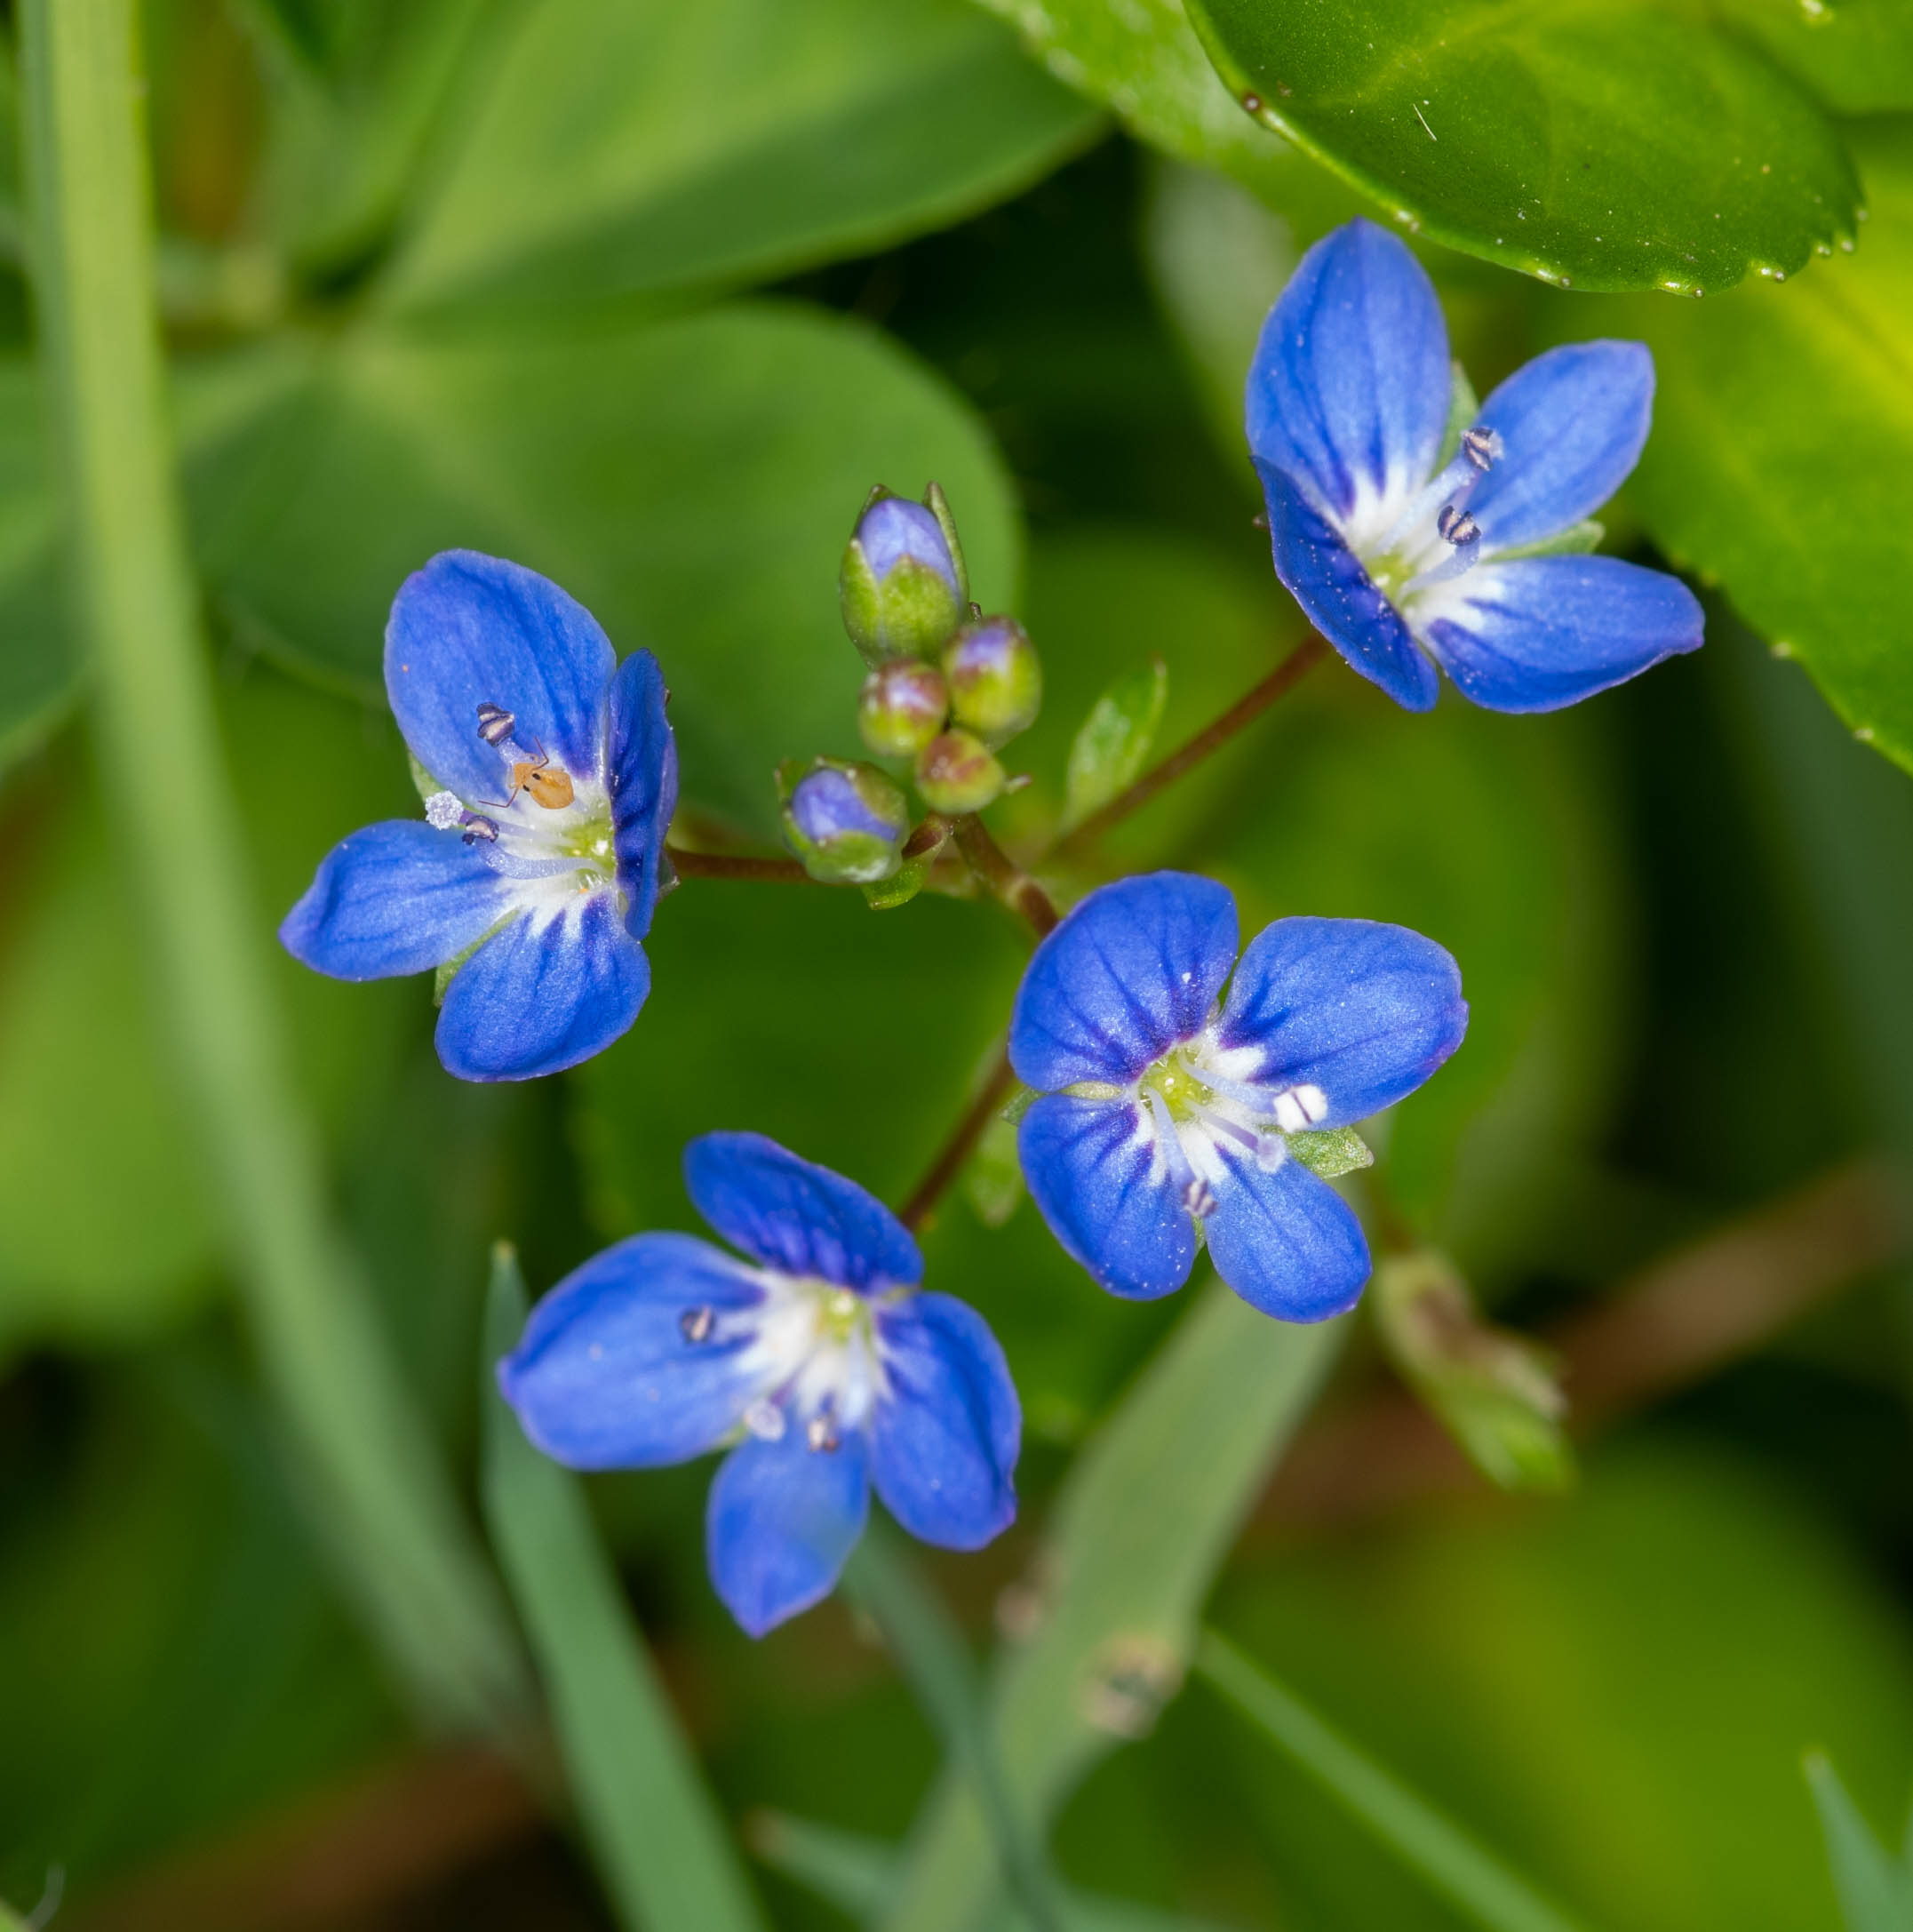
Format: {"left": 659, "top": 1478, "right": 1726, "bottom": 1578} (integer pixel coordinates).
{"left": 1466, "top": 341, "right": 1654, "bottom": 553}
{"left": 1245, "top": 218, "right": 1449, "bottom": 525}
{"left": 436, "top": 893, "right": 648, "bottom": 1081}
{"left": 1204, "top": 1155, "right": 1371, "bottom": 1322}
{"left": 869, "top": 1292, "right": 1018, "bottom": 1550}
{"left": 497, "top": 1233, "right": 768, "bottom": 1469}
{"left": 279, "top": 819, "right": 509, "bottom": 979}
{"left": 1218, "top": 915, "right": 1467, "bottom": 1129}
{"left": 1017, "top": 1094, "right": 1196, "bottom": 1300}
{"left": 1417, "top": 555, "right": 1704, "bottom": 715}
{"left": 706, "top": 1425, "right": 871, "bottom": 1637}
{"left": 605, "top": 648, "right": 678, "bottom": 942}
{"left": 1263, "top": 467, "right": 1438, "bottom": 713}
{"left": 684, "top": 1132, "right": 922, "bottom": 1289}
{"left": 858, "top": 497, "right": 960, "bottom": 595}
{"left": 790, "top": 767, "right": 896, "bottom": 843}
{"left": 386, "top": 551, "right": 616, "bottom": 805}
{"left": 1009, "top": 872, "right": 1239, "bottom": 1090}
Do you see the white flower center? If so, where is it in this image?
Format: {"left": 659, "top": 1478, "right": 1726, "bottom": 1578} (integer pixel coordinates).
{"left": 1112, "top": 1023, "right": 1328, "bottom": 1219}
{"left": 1351, "top": 429, "right": 1503, "bottom": 614}
{"left": 682, "top": 1273, "right": 891, "bottom": 1449}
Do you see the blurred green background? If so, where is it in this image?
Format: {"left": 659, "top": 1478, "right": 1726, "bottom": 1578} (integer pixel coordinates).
{"left": 10, "top": 2, "right": 1913, "bottom": 1928}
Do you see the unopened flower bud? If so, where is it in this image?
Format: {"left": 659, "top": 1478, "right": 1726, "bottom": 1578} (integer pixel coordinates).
{"left": 778, "top": 757, "right": 912, "bottom": 884}
{"left": 914, "top": 728, "right": 1005, "bottom": 814}
{"left": 840, "top": 488, "right": 966, "bottom": 666}
{"left": 858, "top": 659, "right": 949, "bottom": 758}
{"left": 944, "top": 617, "right": 1040, "bottom": 741}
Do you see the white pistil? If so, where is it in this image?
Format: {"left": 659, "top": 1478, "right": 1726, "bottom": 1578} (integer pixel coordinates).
{"left": 728, "top": 1271, "right": 890, "bottom": 1452}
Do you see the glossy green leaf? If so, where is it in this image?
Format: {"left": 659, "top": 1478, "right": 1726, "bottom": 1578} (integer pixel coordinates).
{"left": 1062, "top": 656, "right": 1168, "bottom": 832}
{"left": 1184, "top": 0, "right": 1861, "bottom": 293}
{"left": 1605, "top": 121, "right": 1913, "bottom": 777}
{"left": 379, "top": 0, "right": 1098, "bottom": 315}
{"left": 1372, "top": 1251, "right": 1572, "bottom": 1493}
{"left": 969, "top": 0, "right": 1368, "bottom": 236}
{"left": 1197, "top": 1630, "right": 1588, "bottom": 1932}
{"left": 877, "top": 1287, "right": 1342, "bottom": 1932}
{"left": 481, "top": 1249, "right": 768, "bottom": 1932}
{"left": 186, "top": 304, "right": 1019, "bottom": 839}
{"left": 1805, "top": 1753, "right": 1913, "bottom": 1932}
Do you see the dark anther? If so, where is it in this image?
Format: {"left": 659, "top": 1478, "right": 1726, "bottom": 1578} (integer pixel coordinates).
{"left": 460, "top": 814, "right": 501, "bottom": 845}
{"left": 806, "top": 1413, "right": 841, "bottom": 1453}
{"left": 476, "top": 701, "right": 515, "bottom": 745}
{"left": 1438, "top": 505, "right": 1481, "bottom": 547}
{"left": 1461, "top": 427, "right": 1497, "bottom": 471}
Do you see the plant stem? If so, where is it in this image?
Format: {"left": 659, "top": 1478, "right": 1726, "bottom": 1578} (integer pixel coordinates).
{"left": 841, "top": 1532, "right": 1066, "bottom": 1932}
{"left": 666, "top": 844, "right": 812, "bottom": 883}
{"left": 1195, "top": 1630, "right": 1589, "bottom": 1932}
{"left": 899, "top": 1050, "right": 1018, "bottom": 1233}
{"left": 953, "top": 814, "right": 1058, "bottom": 937}
{"left": 20, "top": 0, "right": 527, "bottom": 1734}
{"left": 1049, "top": 634, "right": 1329, "bottom": 862}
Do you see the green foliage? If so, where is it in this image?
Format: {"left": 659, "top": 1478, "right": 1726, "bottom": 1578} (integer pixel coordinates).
{"left": 1063, "top": 656, "right": 1168, "bottom": 832}
{"left": 1609, "top": 123, "right": 1913, "bottom": 782}
{"left": 1805, "top": 1752, "right": 1913, "bottom": 1932}
{"left": 481, "top": 1249, "right": 767, "bottom": 1932}
{"left": 1371, "top": 1251, "right": 1573, "bottom": 1493}
{"left": 1197, "top": 1629, "right": 1587, "bottom": 1932}
{"left": 187, "top": 307, "right": 1018, "bottom": 840}
{"left": 878, "top": 1286, "right": 1342, "bottom": 1931}
{"left": 377, "top": 0, "right": 1098, "bottom": 315}
{"left": 1184, "top": 0, "right": 1861, "bottom": 295}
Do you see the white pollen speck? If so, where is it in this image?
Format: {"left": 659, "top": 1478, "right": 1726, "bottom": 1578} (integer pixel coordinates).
{"left": 745, "top": 1399, "right": 787, "bottom": 1441}
{"left": 1855, "top": 726, "right": 1877, "bottom": 743}
{"left": 425, "top": 790, "right": 464, "bottom": 830}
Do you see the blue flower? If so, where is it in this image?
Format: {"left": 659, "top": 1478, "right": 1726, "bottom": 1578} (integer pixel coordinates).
{"left": 1248, "top": 219, "right": 1704, "bottom": 714}
{"left": 498, "top": 1132, "right": 1020, "bottom": 1637}
{"left": 281, "top": 551, "right": 676, "bottom": 1082}
{"left": 1010, "top": 873, "right": 1466, "bottom": 1321}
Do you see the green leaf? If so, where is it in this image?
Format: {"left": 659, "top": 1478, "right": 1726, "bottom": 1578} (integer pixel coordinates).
{"left": 379, "top": 0, "right": 1099, "bottom": 315}
{"left": 1805, "top": 1753, "right": 1913, "bottom": 1932}
{"left": 1182, "top": 0, "right": 1861, "bottom": 293}
{"left": 1718, "top": 0, "right": 1913, "bottom": 116}
{"left": 1371, "top": 1250, "right": 1572, "bottom": 1493}
{"left": 0, "top": 357, "right": 76, "bottom": 773}
{"left": 963, "top": 1114, "right": 1027, "bottom": 1227}
{"left": 877, "top": 1286, "right": 1342, "bottom": 1932}
{"left": 970, "top": 0, "right": 1368, "bottom": 236}
{"left": 1197, "top": 1630, "right": 1589, "bottom": 1932}
{"left": 1287, "top": 1126, "right": 1372, "bottom": 1181}
{"left": 1062, "top": 656, "right": 1168, "bottom": 832}
{"left": 481, "top": 1249, "right": 767, "bottom": 1932}
{"left": 753, "top": 1811, "right": 1242, "bottom": 1929}
{"left": 186, "top": 303, "right": 1020, "bottom": 839}
{"left": 1607, "top": 120, "right": 1913, "bottom": 777}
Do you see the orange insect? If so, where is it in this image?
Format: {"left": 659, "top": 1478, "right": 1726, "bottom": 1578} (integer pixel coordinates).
{"left": 474, "top": 700, "right": 575, "bottom": 810}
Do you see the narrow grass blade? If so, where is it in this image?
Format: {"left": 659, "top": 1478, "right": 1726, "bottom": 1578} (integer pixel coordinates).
{"left": 1196, "top": 1629, "right": 1588, "bottom": 1932}
{"left": 880, "top": 1282, "right": 1343, "bottom": 1932}
{"left": 752, "top": 1811, "right": 1241, "bottom": 1930}
{"left": 842, "top": 1528, "right": 1066, "bottom": 1932}
{"left": 19, "top": 0, "right": 526, "bottom": 1734}
{"left": 481, "top": 1246, "right": 766, "bottom": 1932}
{"left": 1805, "top": 1751, "right": 1913, "bottom": 1932}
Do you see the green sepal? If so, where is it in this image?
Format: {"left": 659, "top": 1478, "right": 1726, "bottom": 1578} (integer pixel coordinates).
{"left": 1373, "top": 1249, "right": 1574, "bottom": 1493}
{"left": 1493, "top": 518, "right": 1606, "bottom": 561}
{"left": 924, "top": 479, "right": 970, "bottom": 604}
{"left": 1435, "top": 361, "right": 1480, "bottom": 471}
{"left": 1286, "top": 1125, "right": 1373, "bottom": 1179}
{"left": 1000, "top": 1081, "right": 1036, "bottom": 1124}
{"left": 409, "top": 751, "right": 448, "bottom": 807}
{"left": 863, "top": 854, "right": 929, "bottom": 910}
{"left": 961, "top": 1115, "right": 1024, "bottom": 1227}
{"left": 1062, "top": 655, "right": 1168, "bottom": 832}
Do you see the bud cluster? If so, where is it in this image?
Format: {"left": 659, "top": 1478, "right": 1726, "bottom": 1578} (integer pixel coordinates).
{"left": 777, "top": 483, "right": 1046, "bottom": 888}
